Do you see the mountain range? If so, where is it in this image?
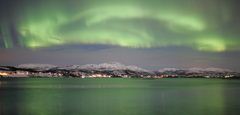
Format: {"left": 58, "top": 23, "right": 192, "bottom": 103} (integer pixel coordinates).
{"left": 0, "top": 62, "right": 239, "bottom": 79}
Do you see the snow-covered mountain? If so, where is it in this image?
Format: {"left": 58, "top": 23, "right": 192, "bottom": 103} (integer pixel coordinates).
{"left": 186, "top": 67, "right": 232, "bottom": 73}
{"left": 159, "top": 67, "right": 232, "bottom": 73}
{"left": 16, "top": 63, "right": 233, "bottom": 73}
{"left": 78, "top": 62, "right": 150, "bottom": 72}
{"left": 57, "top": 62, "right": 150, "bottom": 72}
{"left": 158, "top": 68, "right": 180, "bottom": 72}
{"left": 0, "top": 63, "right": 238, "bottom": 78}
{"left": 17, "top": 64, "right": 57, "bottom": 70}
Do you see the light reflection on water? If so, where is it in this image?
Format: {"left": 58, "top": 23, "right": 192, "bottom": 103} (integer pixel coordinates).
{"left": 0, "top": 78, "right": 240, "bottom": 115}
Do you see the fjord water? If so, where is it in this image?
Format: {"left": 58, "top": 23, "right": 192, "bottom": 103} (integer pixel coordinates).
{"left": 0, "top": 78, "right": 240, "bottom": 115}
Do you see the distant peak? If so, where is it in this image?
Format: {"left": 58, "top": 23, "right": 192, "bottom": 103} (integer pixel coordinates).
{"left": 15, "top": 63, "right": 233, "bottom": 73}
{"left": 203, "top": 68, "right": 232, "bottom": 72}
{"left": 77, "top": 62, "right": 150, "bottom": 72}
{"left": 17, "top": 64, "right": 57, "bottom": 68}
{"left": 158, "top": 67, "right": 232, "bottom": 73}
{"left": 158, "top": 68, "right": 180, "bottom": 72}
{"left": 105, "top": 62, "right": 123, "bottom": 65}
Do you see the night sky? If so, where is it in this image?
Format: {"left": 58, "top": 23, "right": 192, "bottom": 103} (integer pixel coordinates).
{"left": 0, "top": 0, "right": 240, "bottom": 71}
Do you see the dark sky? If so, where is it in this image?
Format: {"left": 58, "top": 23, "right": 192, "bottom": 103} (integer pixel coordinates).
{"left": 0, "top": 0, "right": 240, "bottom": 71}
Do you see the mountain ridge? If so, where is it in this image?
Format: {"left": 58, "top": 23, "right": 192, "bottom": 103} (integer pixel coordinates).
{"left": 14, "top": 62, "right": 233, "bottom": 73}
{"left": 0, "top": 62, "right": 239, "bottom": 79}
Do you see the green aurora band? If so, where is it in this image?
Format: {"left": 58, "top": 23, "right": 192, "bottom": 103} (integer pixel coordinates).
{"left": 0, "top": 0, "right": 239, "bottom": 52}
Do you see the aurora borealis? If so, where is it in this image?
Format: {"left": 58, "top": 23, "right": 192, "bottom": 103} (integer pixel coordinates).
{"left": 0, "top": 0, "right": 240, "bottom": 71}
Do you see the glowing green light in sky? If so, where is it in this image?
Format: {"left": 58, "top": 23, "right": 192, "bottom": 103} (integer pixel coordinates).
{"left": 196, "top": 37, "right": 226, "bottom": 52}
{"left": 0, "top": 0, "right": 238, "bottom": 52}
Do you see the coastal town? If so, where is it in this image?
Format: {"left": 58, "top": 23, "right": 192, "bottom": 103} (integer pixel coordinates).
{"left": 0, "top": 63, "right": 239, "bottom": 79}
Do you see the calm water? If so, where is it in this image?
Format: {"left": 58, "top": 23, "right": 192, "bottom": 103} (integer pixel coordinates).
{"left": 0, "top": 78, "right": 240, "bottom": 115}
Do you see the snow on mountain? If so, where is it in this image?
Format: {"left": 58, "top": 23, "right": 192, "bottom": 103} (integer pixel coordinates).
{"left": 60, "top": 65, "right": 82, "bottom": 70}
{"left": 158, "top": 67, "right": 232, "bottom": 73}
{"left": 187, "top": 67, "right": 206, "bottom": 73}
{"left": 17, "top": 64, "right": 57, "bottom": 70}
{"left": 187, "top": 67, "right": 232, "bottom": 73}
{"left": 158, "top": 68, "right": 180, "bottom": 72}
{"left": 203, "top": 68, "right": 232, "bottom": 72}
{"left": 15, "top": 62, "right": 150, "bottom": 72}
{"left": 16, "top": 63, "right": 232, "bottom": 74}
{"left": 79, "top": 62, "right": 150, "bottom": 72}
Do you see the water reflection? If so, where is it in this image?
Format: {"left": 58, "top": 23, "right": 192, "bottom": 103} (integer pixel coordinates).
{"left": 223, "top": 80, "right": 240, "bottom": 115}
{"left": 0, "top": 78, "right": 240, "bottom": 115}
{"left": 0, "top": 79, "right": 22, "bottom": 115}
